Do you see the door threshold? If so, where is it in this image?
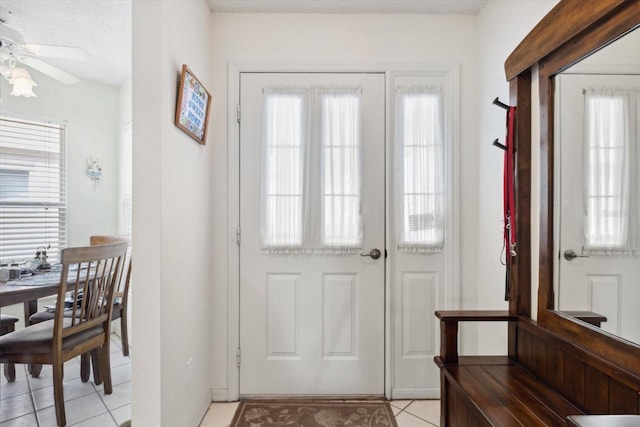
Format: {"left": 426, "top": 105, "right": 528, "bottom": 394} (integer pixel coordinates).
{"left": 238, "top": 394, "right": 386, "bottom": 401}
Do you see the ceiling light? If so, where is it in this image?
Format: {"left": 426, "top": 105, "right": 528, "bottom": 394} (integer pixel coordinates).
{"left": 9, "top": 66, "right": 37, "bottom": 97}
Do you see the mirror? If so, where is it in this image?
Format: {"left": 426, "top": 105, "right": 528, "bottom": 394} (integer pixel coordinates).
{"left": 554, "top": 28, "right": 640, "bottom": 344}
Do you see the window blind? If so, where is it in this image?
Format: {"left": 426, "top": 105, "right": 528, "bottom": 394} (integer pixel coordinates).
{"left": 0, "top": 116, "right": 67, "bottom": 264}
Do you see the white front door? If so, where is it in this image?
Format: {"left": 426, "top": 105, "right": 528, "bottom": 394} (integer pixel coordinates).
{"left": 239, "top": 72, "right": 385, "bottom": 395}
{"left": 557, "top": 74, "right": 640, "bottom": 343}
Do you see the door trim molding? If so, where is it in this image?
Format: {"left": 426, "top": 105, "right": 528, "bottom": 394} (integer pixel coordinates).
{"left": 226, "top": 62, "right": 461, "bottom": 401}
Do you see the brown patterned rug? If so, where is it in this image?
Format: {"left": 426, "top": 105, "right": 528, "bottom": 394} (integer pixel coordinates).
{"left": 230, "top": 400, "right": 398, "bottom": 427}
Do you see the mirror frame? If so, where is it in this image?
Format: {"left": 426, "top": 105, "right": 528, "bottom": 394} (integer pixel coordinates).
{"left": 505, "top": 0, "right": 640, "bottom": 374}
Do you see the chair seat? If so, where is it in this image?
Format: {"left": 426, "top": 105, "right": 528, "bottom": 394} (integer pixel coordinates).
{"left": 30, "top": 302, "right": 122, "bottom": 324}
{"left": 0, "top": 318, "right": 104, "bottom": 354}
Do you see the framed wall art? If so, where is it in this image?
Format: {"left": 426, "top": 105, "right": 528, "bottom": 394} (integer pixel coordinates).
{"left": 175, "top": 64, "right": 212, "bottom": 145}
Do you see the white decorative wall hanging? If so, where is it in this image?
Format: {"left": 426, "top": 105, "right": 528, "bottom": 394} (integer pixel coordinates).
{"left": 87, "top": 157, "right": 103, "bottom": 190}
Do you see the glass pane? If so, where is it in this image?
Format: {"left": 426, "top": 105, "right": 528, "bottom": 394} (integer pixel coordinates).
{"left": 403, "top": 194, "right": 442, "bottom": 244}
{"left": 262, "top": 94, "right": 304, "bottom": 248}
{"left": 324, "top": 146, "right": 359, "bottom": 195}
{"left": 321, "top": 93, "right": 361, "bottom": 247}
{"left": 0, "top": 117, "right": 66, "bottom": 263}
{"left": 584, "top": 94, "right": 628, "bottom": 249}
{"left": 403, "top": 94, "right": 439, "bottom": 147}
{"left": 264, "top": 196, "right": 303, "bottom": 246}
{"left": 324, "top": 195, "right": 360, "bottom": 246}
{"left": 399, "top": 91, "right": 444, "bottom": 249}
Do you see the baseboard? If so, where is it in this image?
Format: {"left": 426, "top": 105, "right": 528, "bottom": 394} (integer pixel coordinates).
{"left": 391, "top": 388, "right": 440, "bottom": 400}
{"left": 211, "top": 387, "right": 230, "bottom": 402}
{"left": 211, "top": 387, "right": 439, "bottom": 401}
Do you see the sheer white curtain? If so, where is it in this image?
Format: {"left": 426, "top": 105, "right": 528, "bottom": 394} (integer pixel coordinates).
{"left": 583, "top": 87, "right": 639, "bottom": 254}
{"left": 321, "top": 88, "right": 362, "bottom": 251}
{"left": 260, "top": 86, "right": 363, "bottom": 254}
{"left": 394, "top": 85, "right": 445, "bottom": 253}
{"left": 260, "top": 88, "right": 308, "bottom": 252}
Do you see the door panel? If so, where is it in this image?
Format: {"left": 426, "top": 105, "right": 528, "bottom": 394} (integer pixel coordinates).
{"left": 390, "top": 75, "right": 448, "bottom": 398}
{"left": 239, "top": 73, "right": 385, "bottom": 395}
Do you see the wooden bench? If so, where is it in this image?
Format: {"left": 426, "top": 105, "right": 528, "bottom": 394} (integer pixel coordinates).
{"left": 435, "top": 311, "right": 584, "bottom": 426}
{"left": 438, "top": 2, "right": 640, "bottom": 426}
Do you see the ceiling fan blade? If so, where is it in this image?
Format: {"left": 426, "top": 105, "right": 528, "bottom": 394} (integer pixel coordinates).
{"left": 20, "top": 56, "right": 80, "bottom": 84}
{"left": 25, "top": 43, "right": 90, "bottom": 61}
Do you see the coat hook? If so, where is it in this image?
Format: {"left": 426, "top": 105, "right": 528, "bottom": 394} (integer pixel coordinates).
{"left": 493, "top": 97, "right": 510, "bottom": 111}
{"left": 493, "top": 138, "right": 507, "bottom": 151}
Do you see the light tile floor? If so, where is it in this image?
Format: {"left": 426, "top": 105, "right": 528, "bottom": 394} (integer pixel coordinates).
{"left": 1, "top": 332, "right": 438, "bottom": 427}
{"left": 200, "top": 399, "right": 440, "bottom": 427}
{"left": 0, "top": 333, "right": 131, "bottom": 427}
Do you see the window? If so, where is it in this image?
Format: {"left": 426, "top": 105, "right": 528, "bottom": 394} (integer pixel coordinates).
{"left": 0, "top": 116, "right": 67, "bottom": 264}
{"left": 260, "top": 87, "right": 363, "bottom": 254}
{"left": 582, "top": 88, "right": 639, "bottom": 254}
{"left": 260, "top": 91, "right": 305, "bottom": 250}
{"left": 395, "top": 86, "right": 445, "bottom": 252}
{"left": 322, "top": 92, "right": 362, "bottom": 247}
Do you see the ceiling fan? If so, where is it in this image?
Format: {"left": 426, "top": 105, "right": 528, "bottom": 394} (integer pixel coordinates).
{"left": 0, "top": 7, "right": 88, "bottom": 96}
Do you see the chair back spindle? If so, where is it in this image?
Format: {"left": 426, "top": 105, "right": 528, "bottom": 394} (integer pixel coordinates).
{"left": 53, "top": 242, "right": 127, "bottom": 353}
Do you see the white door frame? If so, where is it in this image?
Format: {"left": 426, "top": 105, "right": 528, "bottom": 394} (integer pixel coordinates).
{"left": 226, "top": 62, "right": 461, "bottom": 401}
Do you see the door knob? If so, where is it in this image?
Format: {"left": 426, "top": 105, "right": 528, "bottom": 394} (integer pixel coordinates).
{"left": 361, "top": 248, "right": 382, "bottom": 260}
{"left": 563, "top": 249, "right": 589, "bottom": 261}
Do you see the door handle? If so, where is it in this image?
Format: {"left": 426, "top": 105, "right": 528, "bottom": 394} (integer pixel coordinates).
{"left": 563, "top": 249, "right": 589, "bottom": 261}
{"left": 361, "top": 248, "right": 382, "bottom": 260}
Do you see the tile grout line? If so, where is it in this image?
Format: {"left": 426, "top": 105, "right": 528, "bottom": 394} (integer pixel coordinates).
{"left": 384, "top": 400, "right": 441, "bottom": 427}
{"left": 24, "top": 365, "right": 41, "bottom": 427}
{"left": 408, "top": 409, "right": 439, "bottom": 427}
{"left": 91, "top": 374, "right": 121, "bottom": 427}
{"left": 394, "top": 409, "right": 439, "bottom": 426}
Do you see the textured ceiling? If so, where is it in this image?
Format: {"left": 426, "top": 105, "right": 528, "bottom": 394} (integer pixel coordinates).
{"left": 0, "top": 0, "right": 488, "bottom": 88}
{"left": 0, "top": 0, "right": 131, "bottom": 87}
{"left": 208, "top": 0, "right": 489, "bottom": 14}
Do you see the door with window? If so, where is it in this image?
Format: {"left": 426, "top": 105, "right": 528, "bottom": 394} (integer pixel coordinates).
{"left": 557, "top": 74, "right": 640, "bottom": 343}
{"left": 239, "top": 73, "right": 385, "bottom": 395}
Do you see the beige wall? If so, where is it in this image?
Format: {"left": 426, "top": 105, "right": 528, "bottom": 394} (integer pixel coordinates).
{"left": 130, "top": 0, "right": 562, "bottom": 421}
{"left": 471, "top": 0, "right": 559, "bottom": 354}
{"left": 208, "top": 11, "right": 478, "bottom": 399}
{"left": 0, "top": 69, "right": 120, "bottom": 248}
{"left": 207, "top": 2, "right": 560, "bottom": 399}
{"left": 132, "top": 1, "right": 212, "bottom": 425}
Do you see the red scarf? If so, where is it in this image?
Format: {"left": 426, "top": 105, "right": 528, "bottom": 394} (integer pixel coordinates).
{"left": 503, "top": 106, "right": 517, "bottom": 265}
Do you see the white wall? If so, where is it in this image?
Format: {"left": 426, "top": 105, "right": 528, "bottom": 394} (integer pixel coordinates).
{"left": 0, "top": 69, "right": 120, "bottom": 247}
{"left": 472, "top": 0, "right": 558, "bottom": 353}
{"left": 208, "top": 12, "right": 481, "bottom": 398}
{"left": 119, "top": 77, "right": 132, "bottom": 129}
{"left": 132, "top": 1, "right": 212, "bottom": 426}
{"left": 128, "top": 0, "right": 563, "bottom": 414}
{"left": 1, "top": 68, "right": 122, "bottom": 330}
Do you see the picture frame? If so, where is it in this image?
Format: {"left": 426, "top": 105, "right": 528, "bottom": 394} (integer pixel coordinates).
{"left": 175, "top": 64, "right": 212, "bottom": 145}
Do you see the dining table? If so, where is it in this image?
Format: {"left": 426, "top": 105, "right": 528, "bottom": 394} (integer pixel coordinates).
{"left": 0, "top": 268, "right": 71, "bottom": 321}
{"left": 0, "top": 268, "right": 77, "bottom": 379}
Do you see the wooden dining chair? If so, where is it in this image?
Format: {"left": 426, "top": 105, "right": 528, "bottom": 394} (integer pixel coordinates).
{"left": 0, "top": 242, "right": 127, "bottom": 426}
{"left": 89, "top": 235, "right": 131, "bottom": 356}
{"left": 0, "top": 314, "right": 19, "bottom": 381}
{"left": 30, "top": 235, "right": 132, "bottom": 382}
